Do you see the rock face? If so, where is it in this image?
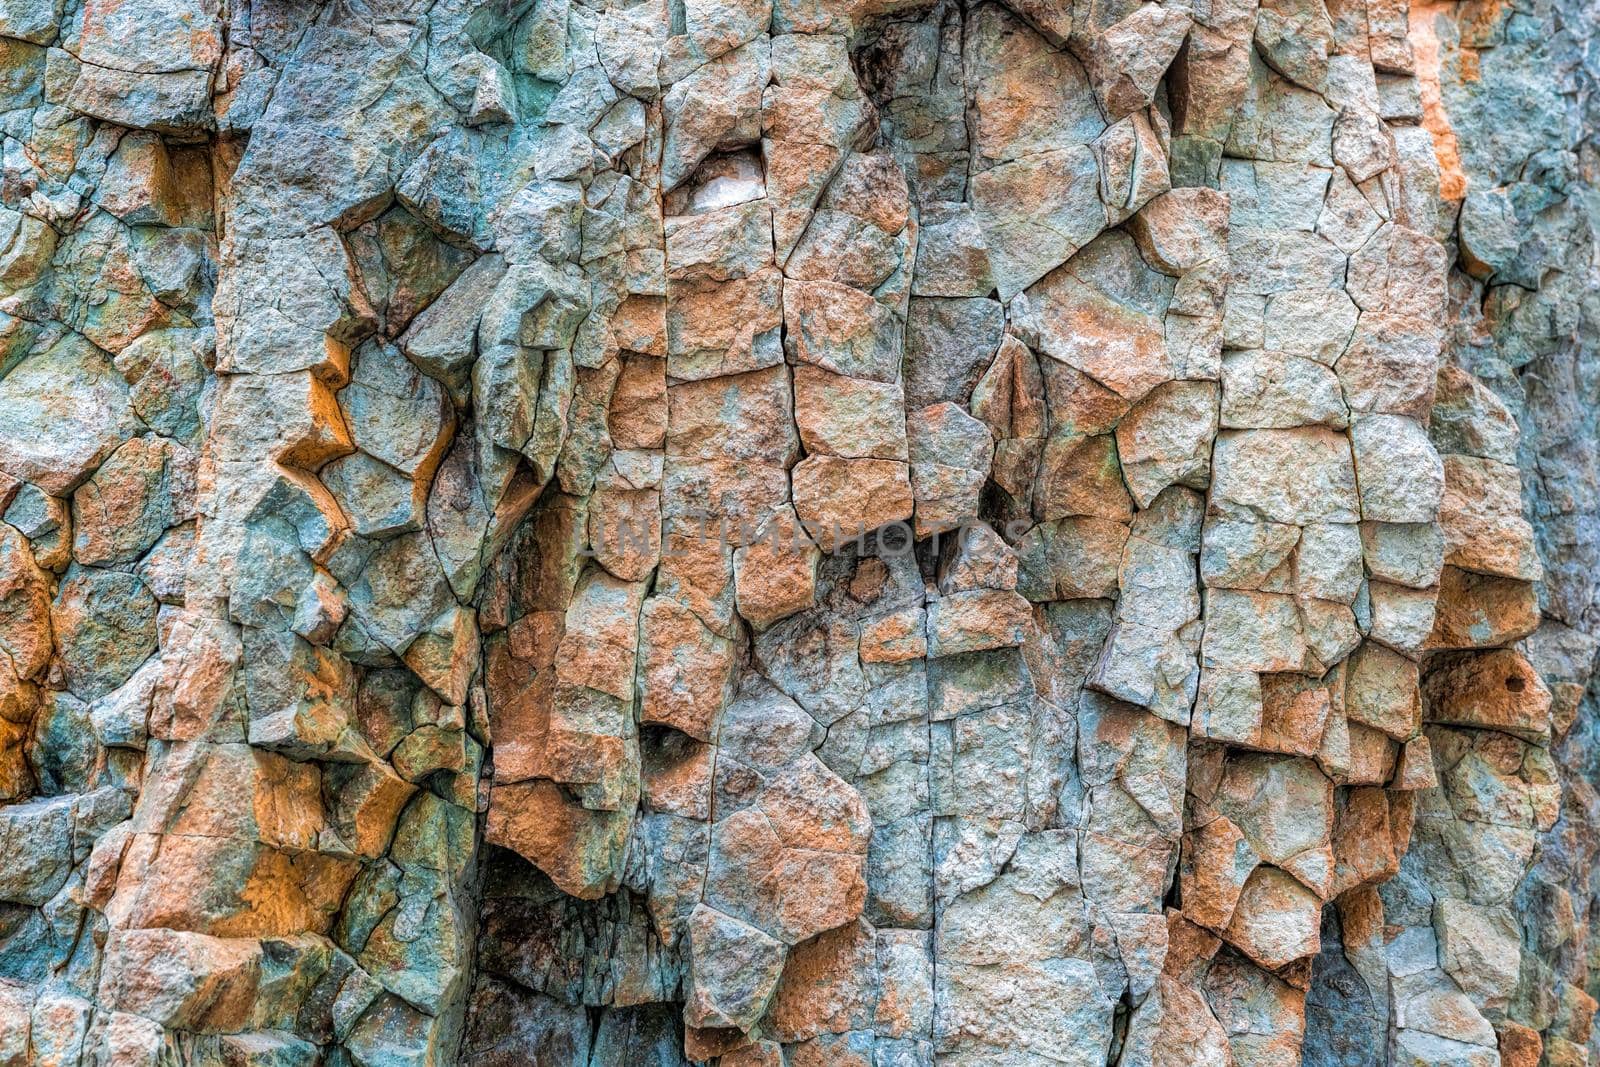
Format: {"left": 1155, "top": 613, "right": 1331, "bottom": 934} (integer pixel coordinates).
{"left": 0, "top": 0, "right": 1594, "bottom": 1063}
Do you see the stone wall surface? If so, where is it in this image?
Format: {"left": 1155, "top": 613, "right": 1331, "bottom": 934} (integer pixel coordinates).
{"left": 0, "top": 0, "right": 1593, "bottom": 1062}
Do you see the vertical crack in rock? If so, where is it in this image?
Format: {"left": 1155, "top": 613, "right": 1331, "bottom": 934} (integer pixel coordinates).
{"left": 0, "top": 0, "right": 1595, "bottom": 1063}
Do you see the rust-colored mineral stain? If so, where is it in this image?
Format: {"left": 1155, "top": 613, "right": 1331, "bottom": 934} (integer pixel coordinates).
{"left": 1408, "top": 0, "right": 1474, "bottom": 201}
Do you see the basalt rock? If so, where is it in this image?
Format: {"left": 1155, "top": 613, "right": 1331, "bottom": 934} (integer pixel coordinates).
{"left": 0, "top": 0, "right": 1595, "bottom": 1063}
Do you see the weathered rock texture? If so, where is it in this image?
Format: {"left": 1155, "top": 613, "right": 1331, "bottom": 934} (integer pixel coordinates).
{"left": 0, "top": 0, "right": 1595, "bottom": 1062}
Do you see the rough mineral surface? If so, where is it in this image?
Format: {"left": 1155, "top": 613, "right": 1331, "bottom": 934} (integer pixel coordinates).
{"left": 0, "top": 0, "right": 1595, "bottom": 1063}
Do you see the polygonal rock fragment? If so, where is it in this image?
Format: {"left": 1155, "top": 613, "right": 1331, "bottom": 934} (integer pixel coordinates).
{"left": 912, "top": 202, "right": 997, "bottom": 297}
{"left": 0, "top": 0, "right": 59, "bottom": 44}
{"left": 1015, "top": 517, "right": 1129, "bottom": 601}
{"left": 1202, "top": 590, "right": 1307, "bottom": 673}
{"left": 1428, "top": 364, "right": 1519, "bottom": 465}
{"left": 1017, "top": 237, "right": 1174, "bottom": 404}
{"left": 713, "top": 687, "right": 821, "bottom": 807}
{"left": 733, "top": 506, "right": 820, "bottom": 629}
{"left": 786, "top": 202, "right": 907, "bottom": 292}
{"left": 1181, "top": 814, "right": 1259, "bottom": 932}
{"left": 346, "top": 205, "right": 473, "bottom": 339}
{"left": 1390, "top": 1030, "right": 1498, "bottom": 1067}
{"left": 322, "top": 452, "right": 428, "bottom": 540}
{"left": 324, "top": 760, "right": 417, "bottom": 859}
{"left": 1346, "top": 223, "right": 1447, "bottom": 320}
{"left": 667, "top": 269, "right": 785, "bottom": 381}
{"left": 1438, "top": 455, "right": 1541, "bottom": 581}
{"left": 684, "top": 904, "right": 787, "bottom": 1032}
{"left": 1423, "top": 649, "right": 1553, "bottom": 742}
{"left": 1331, "top": 106, "right": 1397, "bottom": 183}
{"left": 486, "top": 779, "right": 634, "bottom": 900}
{"left": 858, "top": 607, "right": 927, "bottom": 664}
{"left": 1224, "top": 866, "right": 1322, "bottom": 968}
{"left": 1337, "top": 312, "right": 1442, "bottom": 419}
{"left": 1035, "top": 433, "right": 1134, "bottom": 522}
{"left": 1210, "top": 427, "right": 1359, "bottom": 524}
{"left": 964, "top": 3, "right": 1104, "bottom": 165}
{"left": 1261, "top": 288, "right": 1358, "bottom": 363}
{"left": 639, "top": 597, "right": 739, "bottom": 742}
{"left": 1292, "top": 522, "right": 1362, "bottom": 603}
{"left": 241, "top": 627, "right": 369, "bottom": 762}
{"left": 662, "top": 43, "right": 770, "bottom": 190}
{"left": 587, "top": 485, "right": 662, "bottom": 582}
{"left": 937, "top": 836, "right": 1088, "bottom": 966}
{"left": 1221, "top": 349, "right": 1347, "bottom": 429}
{"left": 1434, "top": 899, "right": 1521, "bottom": 1012}
{"left": 1085, "top": 3, "right": 1193, "bottom": 120}
{"left": 1200, "top": 517, "right": 1297, "bottom": 592}
{"left": 1365, "top": 579, "right": 1438, "bottom": 656}
{"left": 971, "top": 146, "right": 1105, "bottom": 300}
{"left": 792, "top": 456, "right": 914, "bottom": 552}
{"left": 399, "top": 254, "right": 508, "bottom": 399}
{"left": 1317, "top": 166, "right": 1387, "bottom": 254}
{"left": 392, "top": 721, "right": 472, "bottom": 787}
{"left": 99, "top": 929, "right": 269, "bottom": 1032}
{"left": 1116, "top": 380, "right": 1219, "bottom": 506}
{"left": 1130, "top": 187, "right": 1230, "bottom": 275}
{"left": 1255, "top": 672, "right": 1334, "bottom": 756}
{"left": 1345, "top": 641, "right": 1421, "bottom": 740}
{"left": 1212, "top": 753, "right": 1334, "bottom": 869}
{"left": 1455, "top": 188, "right": 1519, "bottom": 280}
{"left": 217, "top": 229, "right": 374, "bottom": 381}
{"left": 783, "top": 280, "right": 904, "bottom": 383}
{"left": 1229, "top": 229, "right": 1346, "bottom": 296}
{"left": 1252, "top": 0, "right": 1333, "bottom": 90}
{"left": 1425, "top": 566, "right": 1540, "bottom": 651}
{"left": 53, "top": 565, "right": 158, "bottom": 702}
{"left": 1120, "top": 975, "right": 1234, "bottom": 1067}
{"left": 1350, "top": 412, "right": 1452, "bottom": 521}
{"left": 1194, "top": 669, "right": 1264, "bottom": 745}
{"left": 1091, "top": 525, "right": 1202, "bottom": 722}
{"left": 0, "top": 335, "right": 137, "bottom": 496}
{"left": 107, "top": 828, "right": 357, "bottom": 942}
{"left": 0, "top": 524, "right": 51, "bottom": 682}
{"left": 908, "top": 402, "right": 994, "bottom": 537}
{"left": 1343, "top": 721, "right": 1397, "bottom": 785}
{"left": 69, "top": 436, "right": 192, "bottom": 567}
{"left": 1392, "top": 734, "right": 1438, "bottom": 790}
{"left": 706, "top": 752, "right": 870, "bottom": 945}
{"left": 1296, "top": 595, "right": 1357, "bottom": 678}
{"left": 105, "top": 334, "right": 204, "bottom": 441}
{"left": 683, "top": 0, "right": 770, "bottom": 57}
{"left": 1220, "top": 158, "right": 1330, "bottom": 232}
{"left": 55, "top": 0, "right": 221, "bottom": 133}
{"left": 213, "top": 371, "right": 356, "bottom": 472}
{"left": 762, "top": 39, "right": 870, "bottom": 252}
{"left": 904, "top": 297, "right": 1006, "bottom": 410}
{"left": 1360, "top": 521, "right": 1445, "bottom": 589}
{"left": 0, "top": 795, "right": 72, "bottom": 906}
{"left": 1392, "top": 969, "right": 1499, "bottom": 1049}
{"left": 936, "top": 523, "right": 1019, "bottom": 595}
{"left": 402, "top": 605, "right": 480, "bottom": 707}
{"left": 793, "top": 364, "right": 908, "bottom": 460}
{"left": 934, "top": 956, "right": 1113, "bottom": 1064}
{"left": 1093, "top": 110, "right": 1172, "bottom": 225}
{"left": 339, "top": 342, "right": 453, "bottom": 478}
{"left": 344, "top": 531, "right": 456, "bottom": 657}
{"left": 665, "top": 200, "right": 775, "bottom": 282}
{"left": 927, "top": 589, "right": 1032, "bottom": 657}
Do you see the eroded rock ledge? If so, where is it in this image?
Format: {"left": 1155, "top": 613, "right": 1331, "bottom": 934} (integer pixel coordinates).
{"left": 0, "top": 0, "right": 1595, "bottom": 1063}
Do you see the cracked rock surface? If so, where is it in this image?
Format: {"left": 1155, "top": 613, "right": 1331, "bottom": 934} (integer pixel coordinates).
{"left": 0, "top": 0, "right": 1596, "bottom": 1062}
